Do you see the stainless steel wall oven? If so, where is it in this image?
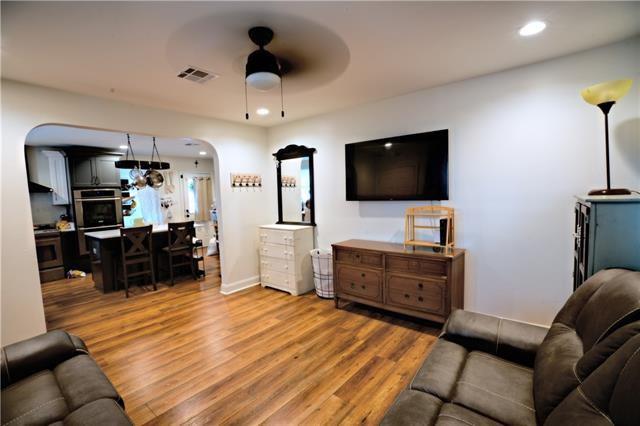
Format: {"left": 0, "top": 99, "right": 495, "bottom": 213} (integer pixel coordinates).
{"left": 73, "top": 189, "right": 122, "bottom": 254}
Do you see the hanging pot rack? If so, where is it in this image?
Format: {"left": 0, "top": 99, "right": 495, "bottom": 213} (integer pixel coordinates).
{"left": 115, "top": 134, "right": 171, "bottom": 170}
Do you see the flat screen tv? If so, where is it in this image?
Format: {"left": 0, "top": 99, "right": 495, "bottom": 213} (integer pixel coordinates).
{"left": 345, "top": 129, "right": 448, "bottom": 201}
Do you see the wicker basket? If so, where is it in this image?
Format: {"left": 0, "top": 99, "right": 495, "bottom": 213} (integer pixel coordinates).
{"left": 310, "top": 249, "right": 334, "bottom": 299}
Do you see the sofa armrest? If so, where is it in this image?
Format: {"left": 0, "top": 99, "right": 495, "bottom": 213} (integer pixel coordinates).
{"left": 441, "top": 309, "right": 548, "bottom": 367}
{"left": 1, "top": 330, "right": 88, "bottom": 388}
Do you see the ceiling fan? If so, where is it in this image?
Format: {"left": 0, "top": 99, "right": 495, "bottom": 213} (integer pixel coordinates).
{"left": 244, "top": 26, "right": 286, "bottom": 120}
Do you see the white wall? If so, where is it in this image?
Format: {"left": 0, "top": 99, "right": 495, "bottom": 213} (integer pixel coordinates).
{"left": 1, "top": 80, "right": 270, "bottom": 345}
{"left": 267, "top": 38, "right": 640, "bottom": 325}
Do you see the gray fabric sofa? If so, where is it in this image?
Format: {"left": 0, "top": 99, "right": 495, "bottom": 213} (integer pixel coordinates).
{"left": 1, "top": 330, "right": 132, "bottom": 426}
{"left": 382, "top": 268, "right": 640, "bottom": 426}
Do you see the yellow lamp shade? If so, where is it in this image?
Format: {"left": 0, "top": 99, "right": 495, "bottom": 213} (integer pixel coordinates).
{"left": 581, "top": 79, "right": 633, "bottom": 105}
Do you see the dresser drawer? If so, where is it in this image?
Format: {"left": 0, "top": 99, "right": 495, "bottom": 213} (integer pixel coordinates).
{"left": 334, "top": 248, "right": 383, "bottom": 269}
{"left": 259, "top": 228, "right": 297, "bottom": 246}
{"left": 335, "top": 265, "right": 382, "bottom": 302}
{"left": 261, "top": 269, "right": 296, "bottom": 288}
{"left": 387, "top": 274, "right": 446, "bottom": 315}
{"left": 386, "top": 255, "right": 447, "bottom": 276}
{"left": 260, "top": 243, "right": 295, "bottom": 260}
{"left": 260, "top": 256, "right": 295, "bottom": 274}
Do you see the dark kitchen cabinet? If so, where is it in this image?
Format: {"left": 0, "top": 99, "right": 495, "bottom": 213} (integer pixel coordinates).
{"left": 71, "top": 157, "right": 94, "bottom": 186}
{"left": 71, "top": 155, "right": 120, "bottom": 187}
{"left": 94, "top": 156, "right": 121, "bottom": 186}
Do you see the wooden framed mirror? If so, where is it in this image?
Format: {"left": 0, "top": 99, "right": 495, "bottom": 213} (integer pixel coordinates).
{"left": 273, "top": 144, "right": 317, "bottom": 226}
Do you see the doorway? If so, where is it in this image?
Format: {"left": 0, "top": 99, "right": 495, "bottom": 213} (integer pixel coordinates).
{"left": 25, "top": 124, "right": 223, "bottom": 320}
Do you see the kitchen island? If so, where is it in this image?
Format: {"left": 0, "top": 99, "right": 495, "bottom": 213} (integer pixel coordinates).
{"left": 85, "top": 223, "right": 203, "bottom": 292}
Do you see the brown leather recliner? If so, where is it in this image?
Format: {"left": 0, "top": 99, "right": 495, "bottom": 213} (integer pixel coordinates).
{"left": 1, "top": 330, "right": 132, "bottom": 425}
{"left": 382, "top": 268, "right": 640, "bottom": 425}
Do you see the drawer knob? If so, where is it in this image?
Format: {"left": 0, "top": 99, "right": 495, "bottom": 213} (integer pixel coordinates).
{"left": 418, "top": 283, "right": 423, "bottom": 289}
{"left": 350, "top": 282, "right": 355, "bottom": 288}
{"left": 355, "top": 254, "right": 360, "bottom": 259}
{"left": 418, "top": 296, "right": 424, "bottom": 302}
{"left": 361, "top": 285, "right": 366, "bottom": 290}
{"left": 404, "top": 293, "right": 410, "bottom": 299}
{"left": 361, "top": 273, "right": 365, "bottom": 278}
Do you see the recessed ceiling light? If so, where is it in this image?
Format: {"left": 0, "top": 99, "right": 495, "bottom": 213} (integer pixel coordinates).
{"left": 256, "top": 107, "right": 270, "bottom": 116}
{"left": 384, "top": 142, "right": 393, "bottom": 149}
{"left": 119, "top": 145, "right": 128, "bottom": 150}
{"left": 519, "top": 21, "right": 546, "bottom": 37}
{"left": 199, "top": 151, "right": 207, "bottom": 156}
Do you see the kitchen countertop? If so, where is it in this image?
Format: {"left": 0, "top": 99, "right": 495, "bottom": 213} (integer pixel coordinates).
{"left": 85, "top": 223, "right": 203, "bottom": 240}
{"left": 34, "top": 223, "right": 76, "bottom": 235}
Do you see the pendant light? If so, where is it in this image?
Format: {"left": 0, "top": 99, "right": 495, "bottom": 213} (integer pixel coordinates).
{"left": 244, "top": 26, "right": 285, "bottom": 120}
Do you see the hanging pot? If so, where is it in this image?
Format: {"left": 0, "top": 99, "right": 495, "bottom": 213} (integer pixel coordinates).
{"left": 129, "top": 168, "right": 147, "bottom": 189}
{"left": 145, "top": 169, "right": 164, "bottom": 189}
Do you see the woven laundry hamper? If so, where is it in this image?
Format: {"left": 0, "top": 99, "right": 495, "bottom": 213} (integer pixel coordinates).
{"left": 310, "top": 249, "right": 334, "bottom": 298}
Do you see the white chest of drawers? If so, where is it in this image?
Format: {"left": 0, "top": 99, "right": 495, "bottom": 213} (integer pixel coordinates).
{"left": 259, "top": 224, "right": 314, "bottom": 296}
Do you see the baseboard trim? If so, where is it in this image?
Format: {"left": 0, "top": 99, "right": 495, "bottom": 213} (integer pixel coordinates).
{"left": 220, "top": 275, "right": 260, "bottom": 295}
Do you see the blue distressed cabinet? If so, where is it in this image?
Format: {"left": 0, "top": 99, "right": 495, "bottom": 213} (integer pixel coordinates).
{"left": 573, "top": 195, "right": 640, "bottom": 290}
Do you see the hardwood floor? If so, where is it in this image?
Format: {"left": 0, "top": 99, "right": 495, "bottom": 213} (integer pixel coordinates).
{"left": 41, "top": 256, "right": 439, "bottom": 425}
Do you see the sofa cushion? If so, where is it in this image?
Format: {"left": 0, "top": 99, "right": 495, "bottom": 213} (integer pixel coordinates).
{"left": 53, "top": 354, "right": 122, "bottom": 411}
{"left": 532, "top": 322, "right": 582, "bottom": 422}
{"left": 437, "top": 403, "right": 502, "bottom": 426}
{"left": 1, "top": 330, "right": 88, "bottom": 389}
{"left": 609, "top": 335, "right": 640, "bottom": 426}
{"left": 411, "top": 339, "right": 468, "bottom": 401}
{"left": 381, "top": 390, "right": 443, "bottom": 426}
{"left": 1, "top": 370, "right": 69, "bottom": 426}
{"left": 452, "top": 351, "right": 535, "bottom": 426}
{"left": 63, "top": 398, "right": 133, "bottom": 426}
{"left": 534, "top": 269, "right": 640, "bottom": 424}
{"left": 576, "top": 320, "right": 640, "bottom": 380}
{"left": 440, "top": 310, "right": 547, "bottom": 367}
{"left": 544, "top": 334, "right": 640, "bottom": 426}
{"left": 575, "top": 270, "right": 640, "bottom": 351}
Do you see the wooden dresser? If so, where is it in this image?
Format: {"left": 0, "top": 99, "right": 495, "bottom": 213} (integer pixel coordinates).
{"left": 259, "top": 224, "right": 314, "bottom": 296}
{"left": 332, "top": 239, "right": 465, "bottom": 323}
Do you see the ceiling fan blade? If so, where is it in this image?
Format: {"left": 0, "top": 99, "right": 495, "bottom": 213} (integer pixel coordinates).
{"left": 277, "top": 57, "right": 294, "bottom": 75}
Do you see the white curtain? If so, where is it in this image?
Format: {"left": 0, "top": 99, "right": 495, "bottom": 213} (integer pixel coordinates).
{"left": 192, "top": 176, "right": 213, "bottom": 221}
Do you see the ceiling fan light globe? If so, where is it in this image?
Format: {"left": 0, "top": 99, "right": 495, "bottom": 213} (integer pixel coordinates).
{"left": 246, "top": 72, "right": 281, "bottom": 91}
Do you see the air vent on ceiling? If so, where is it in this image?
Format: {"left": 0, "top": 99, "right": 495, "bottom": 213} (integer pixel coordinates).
{"left": 177, "top": 66, "right": 218, "bottom": 84}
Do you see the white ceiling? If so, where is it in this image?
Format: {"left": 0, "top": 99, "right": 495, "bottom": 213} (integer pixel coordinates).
{"left": 3, "top": 2, "right": 639, "bottom": 127}
{"left": 26, "top": 125, "right": 212, "bottom": 159}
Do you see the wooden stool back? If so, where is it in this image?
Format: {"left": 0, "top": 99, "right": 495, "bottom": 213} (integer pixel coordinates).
{"left": 165, "top": 221, "right": 197, "bottom": 285}
{"left": 119, "top": 225, "right": 156, "bottom": 297}
{"left": 168, "top": 221, "right": 195, "bottom": 251}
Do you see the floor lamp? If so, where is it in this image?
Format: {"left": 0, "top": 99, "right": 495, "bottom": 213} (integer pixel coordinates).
{"left": 581, "top": 79, "right": 633, "bottom": 196}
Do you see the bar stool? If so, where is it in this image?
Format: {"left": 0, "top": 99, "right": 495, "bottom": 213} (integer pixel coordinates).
{"left": 119, "top": 225, "right": 156, "bottom": 298}
{"left": 163, "top": 221, "right": 197, "bottom": 285}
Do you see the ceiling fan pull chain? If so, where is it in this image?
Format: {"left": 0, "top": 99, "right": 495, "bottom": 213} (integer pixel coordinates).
{"left": 280, "top": 77, "right": 285, "bottom": 118}
{"left": 245, "top": 80, "right": 249, "bottom": 120}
